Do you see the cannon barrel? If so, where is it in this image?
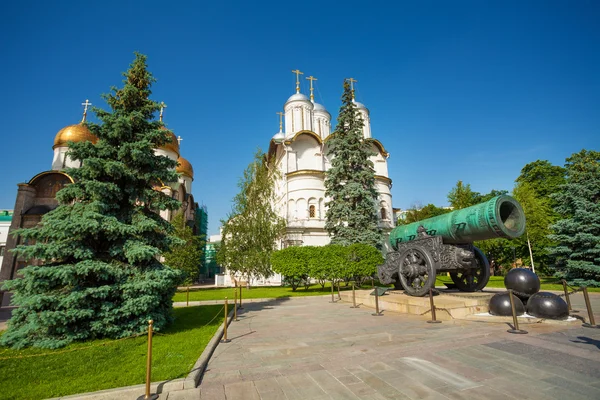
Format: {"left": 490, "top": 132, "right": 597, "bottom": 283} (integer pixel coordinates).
{"left": 390, "top": 195, "right": 525, "bottom": 249}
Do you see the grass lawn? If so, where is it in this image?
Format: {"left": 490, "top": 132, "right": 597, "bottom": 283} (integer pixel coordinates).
{"left": 0, "top": 305, "right": 224, "bottom": 400}
{"left": 173, "top": 282, "right": 389, "bottom": 302}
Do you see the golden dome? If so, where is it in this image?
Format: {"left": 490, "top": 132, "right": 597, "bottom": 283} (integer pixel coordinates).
{"left": 158, "top": 126, "right": 180, "bottom": 156}
{"left": 53, "top": 123, "right": 98, "bottom": 149}
{"left": 176, "top": 156, "right": 194, "bottom": 179}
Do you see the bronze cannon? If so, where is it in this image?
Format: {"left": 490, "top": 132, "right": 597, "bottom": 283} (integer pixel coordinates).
{"left": 378, "top": 195, "right": 525, "bottom": 296}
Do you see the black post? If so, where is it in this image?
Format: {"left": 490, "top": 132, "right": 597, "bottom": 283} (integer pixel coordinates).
{"left": 350, "top": 282, "right": 358, "bottom": 308}
{"left": 507, "top": 289, "right": 527, "bottom": 334}
{"left": 426, "top": 288, "right": 441, "bottom": 324}
{"left": 561, "top": 280, "right": 572, "bottom": 312}
{"left": 372, "top": 287, "right": 382, "bottom": 316}
{"left": 329, "top": 281, "right": 336, "bottom": 303}
{"left": 582, "top": 287, "right": 600, "bottom": 329}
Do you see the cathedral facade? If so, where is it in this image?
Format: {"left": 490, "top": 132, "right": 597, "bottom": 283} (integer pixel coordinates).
{"left": 268, "top": 74, "right": 395, "bottom": 250}
{"left": 0, "top": 104, "right": 197, "bottom": 305}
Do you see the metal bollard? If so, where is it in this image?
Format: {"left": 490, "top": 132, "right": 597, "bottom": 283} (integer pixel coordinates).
{"left": 427, "top": 288, "right": 441, "bottom": 324}
{"left": 330, "top": 281, "right": 336, "bottom": 303}
{"left": 561, "top": 280, "right": 573, "bottom": 312}
{"left": 137, "top": 320, "right": 158, "bottom": 400}
{"left": 350, "top": 283, "right": 358, "bottom": 308}
{"left": 186, "top": 286, "right": 190, "bottom": 307}
{"left": 582, "top": 287, "right": 600, "bottom": 329}
{"left": 221, "top": 297, "right": 231, "bottom": 343}
{"left": 238, "top": 285, "right": 244, "bottom": 309}
{"left": 234, "top": 289, "right": 238, "bottom": 321}
{"left": 372, "top": 287, "right": 382, "bottom": 316}
{"left": 507, "top": 289, "right": 527, "bottom": 334}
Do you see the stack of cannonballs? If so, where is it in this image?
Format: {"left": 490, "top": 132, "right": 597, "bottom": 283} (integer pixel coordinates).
{"left": 489, "top": 268, "right": 570, "bottom": 320}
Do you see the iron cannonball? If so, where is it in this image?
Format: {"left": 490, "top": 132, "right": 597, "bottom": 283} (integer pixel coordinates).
{"left": 489, "top": 292, "right": 525, "bottom": 316}
{"left": 526, "top": 292, "right": 569, "bottom": 320}
{"left": 504, "top": 268, "right": 540, "bottom": 299}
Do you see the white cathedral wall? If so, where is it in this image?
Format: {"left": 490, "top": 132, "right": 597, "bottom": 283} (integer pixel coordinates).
{"left": 179, "top": 175, "right": 193, "bottom": 194}
{"left": 52, "top": 147, "right": 82, "bottom": 170}
{"left": 358, "top": 109, "right": 372, "bottom": 139}
{"left": 294, "top": 137, "right": 321, "bottom": 171}
{"left": 154, "top": 148, "right": 178, "bottom": 163}
{"left": 285, "top": 102, "right": 314, "bottom": 136}
{"left": 313, "top": 111, "right": 331, "bottom": 139}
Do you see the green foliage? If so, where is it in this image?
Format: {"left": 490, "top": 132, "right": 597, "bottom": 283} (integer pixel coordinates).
{"left": 516, "top": 160, "right": 566, "bottom": 201}
{"left": 0, "top": 305, "right": 223, "bottom": 399}
{"left": 270, "top": 246, "right": 312, "bottom": 291}
{"left": 397, "top": 204, "right": 451, "bottom": 225}
{"left": 1, "top": 53, "right": 184, "bottom": 349}
{"left": 324, "top": 81, "right": 382, "bottom": 248}
{"left": 163, "top": 212, "right": 204, "bottom": 284}
{"left": 447, "top": 181, "right": 480, "bottom": 209}
{"left": 346, "top": 243, "right": 384, "bottom": 286}
{"left": 548, "top": 149, "right": 600, "bottom": 286}
{"left": 511, "top": 181, "right": 556, "bottom": 274}
{"left": 217, "top": 149, "right": 286, "bottom": 283}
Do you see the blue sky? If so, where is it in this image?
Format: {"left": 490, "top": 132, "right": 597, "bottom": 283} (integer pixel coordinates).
{"left": 1, "top": 1, "right": 598, "bottom": 236}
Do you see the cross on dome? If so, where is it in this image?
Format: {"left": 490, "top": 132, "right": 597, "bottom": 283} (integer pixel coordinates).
{"left": 306, "top": 76, "right": 317, "bottom": 101}
{"left": 81, "top": 99, "right": 92, "bottom": 122}
{"left": 291, "top": 69, "right": 304, "bottom": 93}
{"left": 276, "top": 111, "right": 284, "bottom": 131}
{"left": 159, "top": 101, "right": 167, "bottom": 122}
{"left": 177, "top": 136, "right": 183, "bottom": 145}
{"left": 346, "top": 78, "right": 358, "bottom": 100}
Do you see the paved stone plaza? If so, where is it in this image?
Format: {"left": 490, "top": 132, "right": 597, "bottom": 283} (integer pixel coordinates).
{"left": 187, "top": 294, "right": 600, "bottom": 400}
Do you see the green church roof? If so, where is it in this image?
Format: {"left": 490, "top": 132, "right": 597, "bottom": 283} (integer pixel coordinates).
{"left": 0, "top": 210, "right": 13, "bottom": 222}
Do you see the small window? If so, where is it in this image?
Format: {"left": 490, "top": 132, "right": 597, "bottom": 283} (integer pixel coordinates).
{"left": 309, "top": 205, "right": 316, "bottom": 218}
{"left": 381, "top": 207, "right": 387, "bottom": 220}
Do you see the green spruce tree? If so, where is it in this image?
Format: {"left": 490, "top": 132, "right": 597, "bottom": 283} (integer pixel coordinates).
{"left": 1, "top": 53, "right": 183, "bottom": 349}
{"left": 324, "top": 81, "right": 381, "bottom": 248}
{"left": 548, "top": 149, "right": 600, "bottom": 286}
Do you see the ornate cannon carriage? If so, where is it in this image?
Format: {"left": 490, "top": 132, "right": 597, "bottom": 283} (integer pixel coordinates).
{"left": 378, "top": 195, "right": 525, "bottom": 296}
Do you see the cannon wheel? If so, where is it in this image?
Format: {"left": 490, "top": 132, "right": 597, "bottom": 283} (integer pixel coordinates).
{"left": 398, "top": 245, "right": 436, "bottom": 297}
{"left": 450, "top": 246, "right": 490, "bottom": 292}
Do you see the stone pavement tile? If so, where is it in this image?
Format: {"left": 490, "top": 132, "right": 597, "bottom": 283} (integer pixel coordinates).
{"left": 542, "top": 375, "right": 600, "bottom": 399}
{"left": 395, "top": 357, "right": 481, "bottom": 391}
{"left": 165, "top": 388, "right": 201, "bottom": 400}
{"left": 285, "top": 372, "right": 329, "bottom": 398}
{"left": 482, "top": 377, "right": 555, "bottom": 400}
{"left": 351, "top": 370, "right": 412, "bottom": 399}
{"left": 277, "top": 361, "right": 325, "bottom": 375}
{"left": 464, "top": 345, "right": 555, "bottom": 380}
{"left": 338, "top": 374, "right": 363, "bottom": 385}
{"left": 201, "top": 369, "right": 241, "bottom": 384}
{"left": 509, "top": 333, "right": 600, "bottom": 362}
{"left": 345, "top": 382, "right": 378, "bottom": 397}
{"left": 254, "top": 377, "right": 284, "bottom": 394}
{"left": 376, "top": 369, "right": 449, "bottom": 394}
{"left": 441, "top": 385, "right": 515, "bottom": 400}
{"left": 199, "top": 385, "right": 226, "bottom": 400}
{"left": 274, "top": 376, "right": 303, "bottom": 400}
{"left": 543, "top": 384, "right": 600, "bottom": 400}
{"left": 308, "top": 369, "right": 361, "bottom": 399}
{"left": 223, "top": 381, "right": 260, "bottom": 400}
{"left": 417, "top": 353, "right": 495, "bottom": 382}
{"left": 489, "top": 341, "right": 600, "bottom": 379}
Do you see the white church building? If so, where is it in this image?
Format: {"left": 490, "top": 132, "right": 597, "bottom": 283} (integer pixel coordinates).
{"left": 268, "top": 72, "right": 395, "bottom": 249}
{"left": 220, "top": 72, "right": 395, "bottom": 287}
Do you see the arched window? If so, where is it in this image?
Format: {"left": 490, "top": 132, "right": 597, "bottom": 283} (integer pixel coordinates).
{"left": 381, "top": 207, "right": 387, "bottom": 220}
{"left": 309, "top": 205, "right": 316, "bottom": 218}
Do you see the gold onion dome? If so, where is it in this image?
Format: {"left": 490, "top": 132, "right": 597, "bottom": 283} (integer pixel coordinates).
{"left": 159, "top": 126, "right": 180, "bottom": 156}
{"left": 53, "top": 123, "right": 98, "bottom": 149}
{"left": 176, "top": 156, "right": 194, "bottom": 179}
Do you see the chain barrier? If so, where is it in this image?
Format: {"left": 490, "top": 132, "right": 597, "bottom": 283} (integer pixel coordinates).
{"left": 0, "top": 304, "right": 226, "bottom": 360}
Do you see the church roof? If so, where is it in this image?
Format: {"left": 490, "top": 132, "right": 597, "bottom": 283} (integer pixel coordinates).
{"left": 53, "top": 123, "right": 98, "bottom": 149}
